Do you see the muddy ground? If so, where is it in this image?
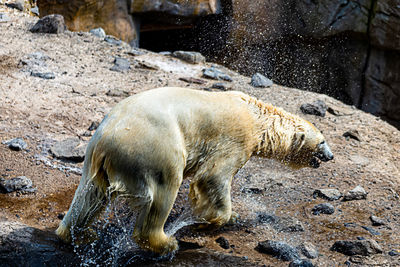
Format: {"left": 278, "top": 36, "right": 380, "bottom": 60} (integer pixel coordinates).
{"left": 1, "top": 5, "right": 399, "bottom": 267}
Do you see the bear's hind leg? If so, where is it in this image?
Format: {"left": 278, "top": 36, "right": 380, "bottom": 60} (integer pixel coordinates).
{"left": 132, "top": 170, "right": 182, "bottom": 255}
{"left": 56, "top": 170, "right": 109, "bottom": 244}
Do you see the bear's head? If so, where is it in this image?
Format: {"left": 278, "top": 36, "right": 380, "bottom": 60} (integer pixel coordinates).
{"left": 286, "top": 121, "right": 334, "bottom": 169}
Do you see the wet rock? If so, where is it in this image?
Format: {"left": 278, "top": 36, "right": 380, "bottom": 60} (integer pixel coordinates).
{"left": 343, "top": 185, "right": 367, "bottom": 201}
{"left": 3, "top": 137, "right": 27, "bottom": 151}
{"left": 5, "top": 0, "right": 24, "bottom": 11}
{"left": 0, "top": 13, "right": 11, "bottom": 23}
{"left": 258, "top": 213, "right": 304, "bottom": 232}
{"left": 388, "top": 250, "right": 400, "bottom": 256}
{"left": 0, "top": 221, "right": 78, "bottom": 266}
{"left": 179, "top": 77, "right": 207, "bottom": 85}
{"left": 250, "top": 73, "right": 273, "bottom": 88}
{"left": 0, "top": 176, "right": 36, "bottom": 193}
{"left": 370, "top": 215, "right": 385, "bottom": 226}
{"left": 298, "top": 242, "right": 318, "bottom": 259}
{"left": 30, "top": 71, "right": 55, "bottom": 79}
{"left": 289, "top": 259, "right": 315, "bottom": 267}
{"left": 110, "top": 57, "right": 130, "bottom": 72}
{"left": 361, "top": 226, "right": 381, "bottom": 236}
{"left": 88, "top": 121, "right": 100, "bottom": 131}
{"left": 50, "top": 137, "right": 87, "bottom": 162}
{"left": 216, "top": 236, "right": 230, "bottom": 249}
{"left": 30, "top": 14, "right": 66, "bottom": 34}
{"left": 211, "top": 83, "right": 230, "bottom": 91}
{"left": 127, "top": 47, "right": 146, "bottom": 56}
{"left": 312, "top": 203, "right": 335, "bottom": 215}
{"left": 106, "top": 89, "right": 130, "bottom": 97}
{"left": 203, "top": 67, "right": 233, "bottom": 82}
{"left": 89, "top": 27, "right": 106, "bottom": 39}
{"left": 256, "top": 240, "right": 300, "bottom": 261}
{"left": 173, "top": 51, "right": 205, "bottom": 64}
{"left": 300, "top": 100, "right": 327, "bottom": 117}
{"left": 343, "top": 129, "right": 362, "bottom": 141}
{"left": 104, "top": 35, "right": 122, "bottom": 46}
{"left": 331, "top": 239, "right": 383, "bottom": 256}
{"left": 313, "top": 188, "right": 342, "bottom": 201}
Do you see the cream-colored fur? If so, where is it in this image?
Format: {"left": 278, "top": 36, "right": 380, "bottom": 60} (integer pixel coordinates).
{"left": 56, "top": 87, "right": 331, "bottom": 254}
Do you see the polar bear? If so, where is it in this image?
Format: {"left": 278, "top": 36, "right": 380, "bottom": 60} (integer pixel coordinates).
{"left": 56, "top": 87, "right": 333, "bottom": 254}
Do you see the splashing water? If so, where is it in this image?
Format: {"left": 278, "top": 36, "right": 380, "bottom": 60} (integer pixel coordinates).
{"left": 68, "top": 182, "right": 205, "bottom": 266}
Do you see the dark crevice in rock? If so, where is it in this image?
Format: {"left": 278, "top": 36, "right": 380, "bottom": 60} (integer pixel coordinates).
{"left": 359, "top": 0, "right": 378, "bottom": 109}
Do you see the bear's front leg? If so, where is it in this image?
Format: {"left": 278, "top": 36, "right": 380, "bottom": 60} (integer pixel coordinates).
{"left": 189, "top": 157, "right": 243, "bottom": 229}
{"left": 133, "top": 176, "right": 181, "bottom": 255}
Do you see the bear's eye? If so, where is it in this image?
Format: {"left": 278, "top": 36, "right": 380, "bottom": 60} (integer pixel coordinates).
{"left": 320, "top": 141, "right": 325, "bottom": 145}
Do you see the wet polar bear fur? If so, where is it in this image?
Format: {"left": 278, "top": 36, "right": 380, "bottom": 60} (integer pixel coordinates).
{"left": 56, "top": 87, "right": 333, "bottom": 254}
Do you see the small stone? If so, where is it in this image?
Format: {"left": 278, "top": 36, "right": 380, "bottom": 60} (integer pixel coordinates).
{"left": 330, "top": 239, "right": 383, "bottom": 256}
{"left": 298, "top": 242, "right": 318, "bottom": 259}
{"left": 173, "top": 51, "right": 205, "bottom": 64}
{"left": 57, "top": 212, "right": 65, "bottom": 220}
{"left": 343, "top": 185, "right": 367, "bottom": 201}
{"left": 89, "top": 27, "right": 106, "bottom": 39}
{"left": 256, "top": 240, "right": 300, "bottom": 261}
{"left": 88, "top": 121, "right": 100, "bottom": 131}
{"left": 300, "top": 100, "right": 327, "bottom": 117}
{"left": 343, "top": 130, "right": 362, "bottom": 141}
{"left": 388, "top": 250, "right": 400, "bottom": 256}
{"left": 30, "top": 14, "right": 67, "bottom": 34}
{"left": 5, "top": 0, "right": 24, "bottom": 11}
{"left": 3, "top": 138, "right": 27, "bottom": 151}
{"left": 106, "top": 89, "right": 130, "bottom": 97}
{"left": 242, "top": 187, "right": 264, "bottom": 194}
{"left": 215, "top": 236, "right": 230, "bottom": 249}
{"left": 127, "top": 47, "right": 146, "bottom": 56}
{"left": 370, "top": 215, "right": 385, "bottom": 226}
{"left": 312, "top": 203, "right": 335, "bottom": 215}
{"left": 361, "top": 226, "right": 380, "bottom": 235}
{"left": 211, "top": 82, "right": 230, "bottom": 91}
{"left": 50, "top": 137, "right": 87, "bottom": 162}
{"left": 289, "top": 259, "right": 315, "bottom": 267}
{"left": 110, "top": 57, "right": 130, "bottom": 72}
{"left": 179, "top": 77, "right": 206, "bottom": 84}
{"left": 202, "top": 67, "right": 232, "bottom": 82}
{"left": 159, "top": 51, "right": 172, "bottom": 56}
{"left": 257, "top": 213, "right": 304, "bottom": 232}
{"left": 0, "top": 13, "right": 11, "bottom": 23}
{"left": 135, "top": 60, "right": 159, "bottom": 70}
{"left": 250, "top": 73, "right": 273, "bottom": 88}
{"left": 104, "top": 35, "right": 122, "bottom": 46}
{"left": 30, "top": 71, "right": 55, "bottom": 79}
{"left": 0, "top": 176, "right": 36, "bottom": 193}
{"left": 313, "top": 188, "right": 342, "bottom": 201}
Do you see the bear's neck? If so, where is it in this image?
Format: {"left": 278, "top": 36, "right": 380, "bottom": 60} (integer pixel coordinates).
{"left": 240, "top": 95, "right": 299, "bottom": 160}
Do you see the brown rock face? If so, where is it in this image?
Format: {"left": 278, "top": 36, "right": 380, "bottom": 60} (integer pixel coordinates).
{"left": 130, "top": 0, "right": 220, "bottom": 16}
{"left": 37, "top": 0, "right": 139, "bottom": 45}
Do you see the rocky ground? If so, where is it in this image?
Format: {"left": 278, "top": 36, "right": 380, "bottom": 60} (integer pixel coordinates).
{"left": 1, "top": 4, "right": 400, "bottom": 267}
